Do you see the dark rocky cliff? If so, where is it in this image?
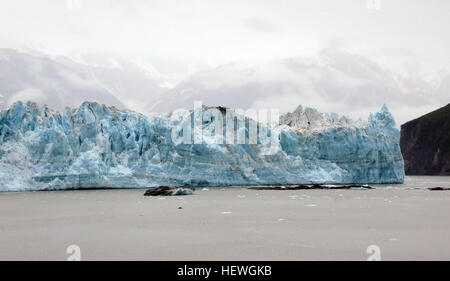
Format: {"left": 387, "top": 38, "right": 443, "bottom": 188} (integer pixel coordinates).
{"left": 400, "top": 104, "right": 450, "bottom": 175}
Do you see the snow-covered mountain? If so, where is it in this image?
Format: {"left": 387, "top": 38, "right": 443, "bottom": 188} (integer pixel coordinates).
{"left": 0, "top": 49, "right": 164, "bottom": 113}
{"left": 0, "top": 47, "right": 446, "bottom": 125}
{"left": 0, "top": 49, "right": 124, "bottom": 110}
{"left": 145, "top": 48, "right": 447, "bottom": 125}
{"left": 54, "top": 54, "right": 165, "bottom": 113}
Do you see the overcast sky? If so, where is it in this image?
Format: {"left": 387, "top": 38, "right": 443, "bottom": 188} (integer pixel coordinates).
{"left": 1, "top": 0, "right": 448, "bottom": 73}
{"left": 0, "top": 0, "right": 449, "bottom": 123}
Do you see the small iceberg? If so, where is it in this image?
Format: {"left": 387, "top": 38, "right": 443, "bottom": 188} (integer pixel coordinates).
{"left": 144, "top": 186, "right": 195, "bottom": 196}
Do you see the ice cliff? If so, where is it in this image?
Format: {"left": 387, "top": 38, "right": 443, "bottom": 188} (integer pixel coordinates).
{"left": 0, "top": 101, "right": 404, "bottom": 191}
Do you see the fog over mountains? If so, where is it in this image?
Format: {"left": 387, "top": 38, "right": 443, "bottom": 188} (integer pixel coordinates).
{"left": 0, "top": 47, "right": 448, "bottom": 125}
{"left": 0, "top": 48, "right": 165, "bottom": 113}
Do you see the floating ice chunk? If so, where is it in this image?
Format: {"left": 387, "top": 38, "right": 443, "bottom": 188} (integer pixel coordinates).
{"left": 144, "top": 187, "right": 194, "bottom": 196}
{"left": 349, "top": 187, "right": 368, "bottom": 190}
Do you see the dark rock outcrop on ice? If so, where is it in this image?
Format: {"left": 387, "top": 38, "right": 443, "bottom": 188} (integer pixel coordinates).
{"left": 144, "top": 186, "right": 195, "bottom": 196}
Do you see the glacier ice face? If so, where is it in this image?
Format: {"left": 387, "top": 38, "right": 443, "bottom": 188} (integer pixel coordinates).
{"left": 0, "top": 101, "right": 404, "bottom": 191}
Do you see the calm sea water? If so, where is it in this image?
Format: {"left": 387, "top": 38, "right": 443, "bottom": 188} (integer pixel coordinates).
{"left": 373, "top": 176, "right": 450, "bottom": 190}
{"left": 0, "top": 176, "right": 448, "bottom": 193}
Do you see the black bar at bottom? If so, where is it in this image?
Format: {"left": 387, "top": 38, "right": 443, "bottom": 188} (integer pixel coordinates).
{"left": 0, "top": 261, "right": 446, "bottom": 280}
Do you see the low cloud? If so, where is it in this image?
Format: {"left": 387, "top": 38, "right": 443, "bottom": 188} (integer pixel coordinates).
{"left": 242, "top": 18, "right": 280, "bottom": 33}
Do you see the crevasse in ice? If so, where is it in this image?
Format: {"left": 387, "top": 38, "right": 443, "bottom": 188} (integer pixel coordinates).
{"left": 0, "top": 101, "right": 404, "bottom": 191}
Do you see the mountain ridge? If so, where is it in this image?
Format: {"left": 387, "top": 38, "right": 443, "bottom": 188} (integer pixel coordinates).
{"left": 400, "top": 103, "right": 450, "bottom": 175}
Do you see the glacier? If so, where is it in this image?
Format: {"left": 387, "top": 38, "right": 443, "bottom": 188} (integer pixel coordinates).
{"left": 0, "top": 101, "right": 404, "bottom": 192}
